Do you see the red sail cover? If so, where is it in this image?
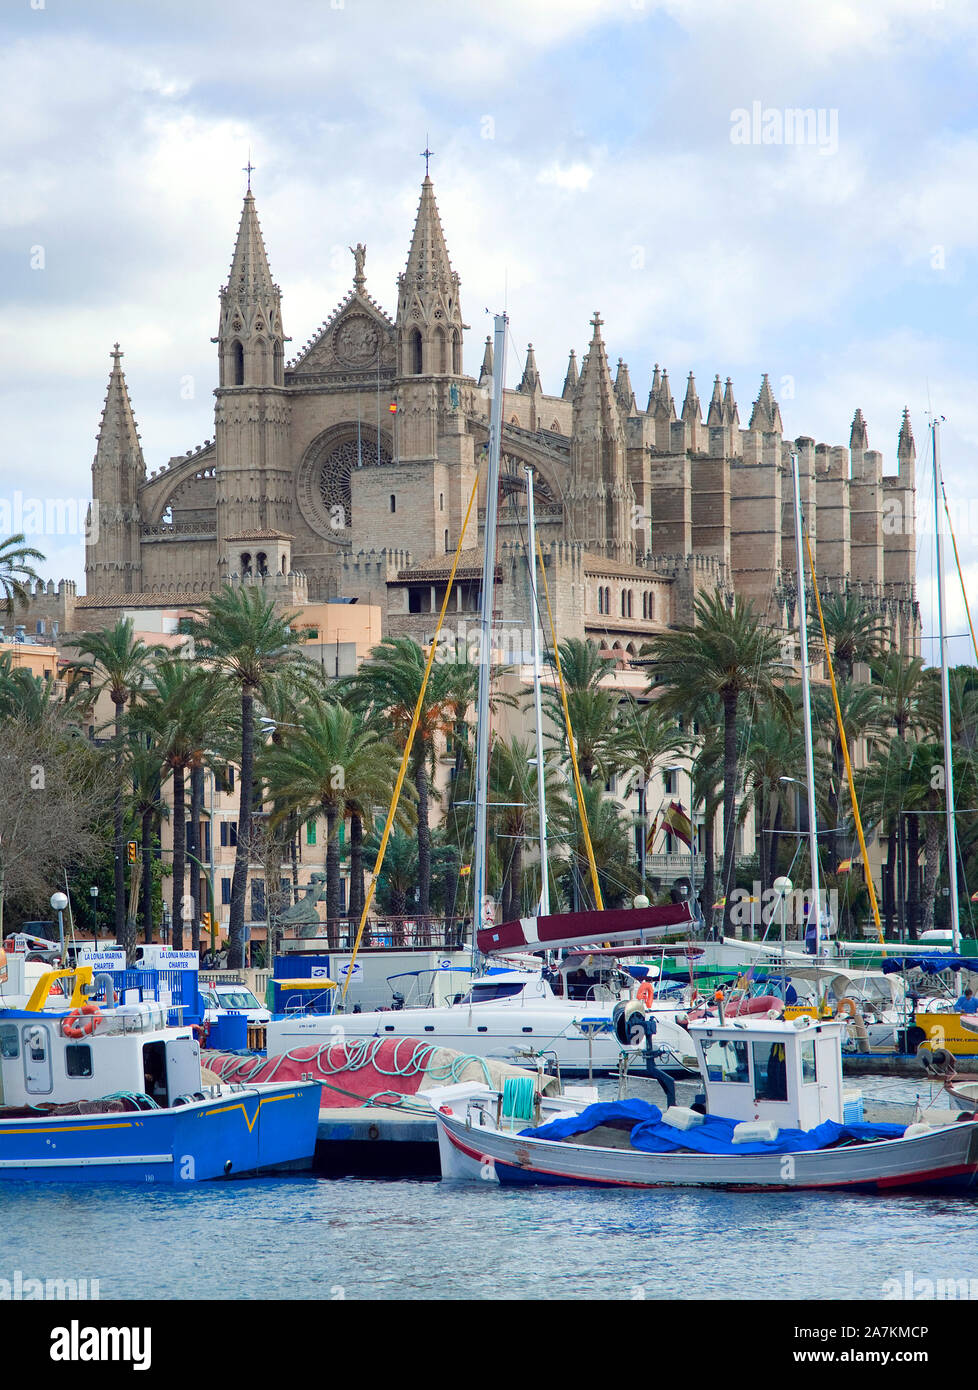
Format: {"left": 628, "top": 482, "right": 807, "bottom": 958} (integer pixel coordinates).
{"left": 477, "top": 902, "right": 694, "bottom": 956}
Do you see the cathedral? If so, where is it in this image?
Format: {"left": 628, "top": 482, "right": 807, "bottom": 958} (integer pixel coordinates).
{"left": 28, "top": 171, "right": 920, "bottom": 661}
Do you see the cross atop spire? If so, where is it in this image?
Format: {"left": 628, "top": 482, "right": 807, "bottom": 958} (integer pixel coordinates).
{"left": 420, "top": 141, "right": 433, "bottom": 178}
{"left": 243, "top": 153, "right": 255, "bottom": 193}
{"left": 110, "top": 343, "right": 123, "bottom": 368}
{"left": 590, "top": 310, "right": 604, "bottom": 336}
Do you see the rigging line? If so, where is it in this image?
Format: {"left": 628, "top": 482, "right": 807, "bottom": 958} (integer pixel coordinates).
{"left": 535, "top": 531, "right": 603, "bottom": 911}
{"left": 341, "top": 467, "right": 482, "bottom": 1000}
{"left": 804, "top": 525, "right": 885, "bottom": 949}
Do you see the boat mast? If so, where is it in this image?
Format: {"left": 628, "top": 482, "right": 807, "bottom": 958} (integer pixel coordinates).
{"left": 791, "top": 449, "right": 823, "bottom": 958}
{"left": 524, "top": 464, "right": 550, "bottom": 917}
{"left": 474, "top": 313, "right": 508, "bottom": 940}
{"left": 932, "top": 419, "right": 961, "bottom": 964}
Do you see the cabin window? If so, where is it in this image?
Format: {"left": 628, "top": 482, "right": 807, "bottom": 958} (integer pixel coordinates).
{"left": 65, "top": 1044, "right": 93, "bottom": 1079}
{"left": 142, "top": 1040, "right": 168, "bottom": 1105}
{"left": 702, "top": 1038, "right": 748, "bottom": 1084}
{"left": 752, "top": 1040, "right": 789, "bottom": 1102}
{"left": 801, "top": 1040, "right": 817, "bottom": 1084}
{"left": 0, "top": 1024, "right": 19, "bottom": 1058}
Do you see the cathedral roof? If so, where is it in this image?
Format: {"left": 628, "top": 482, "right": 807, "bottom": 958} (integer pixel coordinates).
{"left": 95, "top": 344, "right": 144, "bottom": 473}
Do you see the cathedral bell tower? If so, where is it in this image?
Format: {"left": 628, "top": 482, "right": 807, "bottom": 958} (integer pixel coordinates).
{"left": 213, "top": 182, "right": 292, "bottom": 575}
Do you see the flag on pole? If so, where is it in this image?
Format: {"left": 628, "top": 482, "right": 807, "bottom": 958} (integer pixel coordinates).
{"left": 459, "top": 865, "right": 471, "bottom": 877}
{"left": 662, "top": 800, "right": 693, "bottom": 848}
{"left": 645, "top": 812, "right": 659, "bottom": 854}
{"left": 837, "top": 858, "right": 852, "bottom": 873}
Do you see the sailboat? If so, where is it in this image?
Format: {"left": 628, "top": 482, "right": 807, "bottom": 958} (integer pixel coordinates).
{"left": 267, "top": 313, "right": 694, "bottom": 1075}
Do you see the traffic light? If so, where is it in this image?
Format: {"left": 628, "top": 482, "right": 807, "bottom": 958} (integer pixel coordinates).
{"left": 127, "top": 841, "right": 138, "bottom": 864}
{"left": 202, "top": 912, "right": 212, "bottom": 935}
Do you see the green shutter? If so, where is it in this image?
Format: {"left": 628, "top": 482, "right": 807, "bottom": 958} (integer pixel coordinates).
{"left": 306, "top": 820, "right": 317, "bottom": 846}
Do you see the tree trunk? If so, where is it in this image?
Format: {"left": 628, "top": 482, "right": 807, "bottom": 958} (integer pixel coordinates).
{"left": 189, "top": 764, "right": 204, "bottom": 953}
{"left": 922, "top": 813, "right": 941, "bottom": 932}
{"left": 883, "top": 826, "right": 896, "bottom": 934}
{"left": 141, "top": 808, "right": 154, "bottom": 945}
{"left": 757, "top": 788, "right": 769, "bottom": 894}
{"left": 896, "top": 808, "right": 907, "bottom": 942}
{"left": 702, "top": 800, "right": 717, "bottom": 937}
{"left": 415, "top": 747, "right": 431, "bottom": 919}
{"left": 325, "top": 804, "right": 340, "bottom": 950}
{"left": 720, "top": 690, "right": 739, "bottom": 939}
{"left": 113, "top": 701, "right": 126, "bottom": 943}
{"left": 228, "top": 689, "right": 254, "bottom": 969}
{"left": 508, "top": 835, "right": 523, "bottom": 922}
{"left": 349, "top": 811, "right": 364, "bottom": 921}
{"left": 906, "top": 812, "right": 920, "bottom": 941}
{"left": 770, "top": 799, "right": 783, "bottom": 888}
{"left": 171, "top": 764, "right": 186, "bottom": 952}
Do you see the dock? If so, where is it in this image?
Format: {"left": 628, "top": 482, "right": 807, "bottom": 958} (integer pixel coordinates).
{"left": 843, "top": 1053, "right": 978, "bottom": 1077}
{"left": 314, "top": 1105, "right": 440, "bottom": 1177}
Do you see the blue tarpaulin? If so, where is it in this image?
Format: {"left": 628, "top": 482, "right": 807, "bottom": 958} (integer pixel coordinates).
{"left": 881, "top": 955, "right": 971, "bottom": 975}
{"left": 522, "top": 1100, "right": 905, "bottom": 1155}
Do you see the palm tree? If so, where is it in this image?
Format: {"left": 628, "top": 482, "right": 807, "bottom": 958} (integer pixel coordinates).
{"left": 542, "top": 638, "right": 622, "bottom": 783}
{"left": 182, "top": 585, "right": 307, "bottom": 967}
{"left": 134, "top": 660, "right": 221, "bottom": 953}
{"left": 127, "top": 741, "right": 167, "bottom": 946}
{"left": 64, "top": 619, "right": 162, "bottom": 945}
{"left": 740, "top": 700, "right": 804, "bottom": 896}
{"left": 262, "top": 701, "right": 405, "bottom": 947}
{"left": 643, "top": 589, "right": 787, "bottom": 937}
{"left": 816, "top": 593, "right": 888, "bottom": 684}
{"left": 487, "top": 734, "right": 570, "bottom": 922}
{"left": 0, "top": 534, "right": 44, "bottom": 614}
{"left": 550, "top": 779, "right": 640, "bottom": 911}
{"left": 346, "top": 636, "right": 466, "bottom": 922}
{"left": 690, "top": 716, "right": 724, "bottom": 934}
{"left": 615, "top": 696, "right": 689, "bottom": 890}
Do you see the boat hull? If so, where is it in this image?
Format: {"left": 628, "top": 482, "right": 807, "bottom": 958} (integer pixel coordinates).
{"left": 434, "top": 1108, "right": 978, "bottom": 1194}
{"left": 0, "top": 1082, "right": 322, "bottom": 1183}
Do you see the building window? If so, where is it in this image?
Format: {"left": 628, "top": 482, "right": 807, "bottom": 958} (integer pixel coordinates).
{"left": 439, "top": 493, "right": 444, "bottom": 511}
{"left": 410, "top": 328, "right": 423, "bottom": 375}
{"left": 221, "top": 877, "right": 232, "bottom": 905}
{"left": 444, "top": 529, "right": 449, "bottom": 552}
{"left": 663, "top": 770, "right": 675, "bottom": 795}
{"left": 251, "top": 879, "right": 266, "bottom": 921}
{"left": 452, "top": 330, "right": 461, "bottom": 374}
{"left": 597, "top": 587, "right": 604, "bottom": 615}
{"left": 35, "top": 620, "right": 44, "bottom": 635}
{"left": 220, "top": 822, "right": 238, "bottom": 848}
{"left": 306, "top": 820, "right": 317, "bottom": 846}
{"left": 390, "top": 494, "right": 396, "bottom": 513}
{"left": 231, "top": 340, "right": 244, "bottom": 386}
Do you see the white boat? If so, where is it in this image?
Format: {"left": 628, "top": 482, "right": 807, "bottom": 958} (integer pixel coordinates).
{"left": 428, "top": 1011, "right": 978, "bottom": 1193}
{"left": 267, "top": 964, "right": 700, "bottom": 1078}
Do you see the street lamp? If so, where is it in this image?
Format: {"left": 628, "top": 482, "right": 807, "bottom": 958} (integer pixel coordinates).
{"left": 50, "top": 891, "right": 68, "bottom": 963}
{"left": 773, "top": 875, "right": 793, "bottom": 955}
{"left": 664, "top": 764, "right": 698, "bottom": 926}
{"left": 89, "top": 885, "right": 99, "bottom": 938}
{"left": 161, "top": 903, "right": 170, "bottom": 945}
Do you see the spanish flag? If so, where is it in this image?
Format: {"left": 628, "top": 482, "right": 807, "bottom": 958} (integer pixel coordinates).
{"left": 459, "top": 864, "right": 471, "bottom": 877}
{"left": 645, "top": 812, "right": 659, "bottom": 854}
{"left": 662, "top": 800, "right": 693, "bottom": 848}
{"left": 837, "top": 859, "right": 852, "bottom": 873}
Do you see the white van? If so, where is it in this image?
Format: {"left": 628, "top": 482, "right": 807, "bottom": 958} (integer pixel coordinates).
{"left": 199, "top": 980, "right": 271, "bottom": 1026}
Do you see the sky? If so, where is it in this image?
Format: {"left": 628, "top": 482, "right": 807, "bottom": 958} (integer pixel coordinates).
{"left": 2, "top": 0, "right": 977, "bottom": 662}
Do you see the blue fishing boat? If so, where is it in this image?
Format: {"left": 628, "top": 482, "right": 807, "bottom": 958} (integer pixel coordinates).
{"left": 0, "top": 966, "right": 321, "bottom": 1183}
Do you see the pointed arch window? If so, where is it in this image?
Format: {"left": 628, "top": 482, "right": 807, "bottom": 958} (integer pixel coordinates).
{"left": 409, "top": 329, "right": 423, "bottom": 375}
{"left": 452, "top": 330, "right": 461, "bottom": 375}
{"left": 435, "top": 328, "right": 447, "bottom": 374}
{"left": 231, "top": 341, "right": 244, "bottom": 386}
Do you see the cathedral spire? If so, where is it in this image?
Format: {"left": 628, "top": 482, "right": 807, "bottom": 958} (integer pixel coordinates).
{"left": 87, "top": 344, "right": 145, "bottom": 595}
{"left": 218, "top": 189, "right": 285, "bottom": 387}
{"left": 654, "top": 369, "right": 677, "bottom": 423}
{"left": 850, "top": 408, "right": 868, "bottom": 452}
{"left": 706, "top": 374, "right": 724, "bottom": 427}
{"left": 396, "top": 176, "right": 463, "bottom": 377}
{"left": 748, "top": 373, "right": 783, "bottom": 434}
{"left": 898, "top": 406, "right": 915, "bottom": 459}
{"left": 681, "top": 372, "right": 701, "bottom": 424}
{"left": 722, "top": 376, "right": 740, "bottom": 428}
{"left": 562, "top": 349, "right": 579, "bottom": 399}
{"left": 647, "top": 363, "right": 662, "bottom": 414}
{"left": 479, "top": 334, "right": 493, "bottom": 386}
{"left": 518, "top": 342, "right": 541, "bottom": 394}
{"left": 615, "top": 359, "right": 637, "bottom": 415}
{"left": 576, "top": 312, "right": 619, "bottom": 420}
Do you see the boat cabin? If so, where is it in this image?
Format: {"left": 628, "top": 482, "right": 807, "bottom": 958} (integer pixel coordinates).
{"left": 687, "top": 1016, "right": 846, "bottom": 1129}
{"left": 0, "top": 969, "right": 203, "bottom": 1111}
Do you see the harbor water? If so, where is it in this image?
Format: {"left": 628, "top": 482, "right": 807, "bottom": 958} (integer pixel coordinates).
{"left": 2, "top": 1074, "right": 975, "bottom": 1301}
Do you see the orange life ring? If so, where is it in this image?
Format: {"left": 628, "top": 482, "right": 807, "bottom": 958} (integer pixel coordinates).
{"left": 61, "top": 1003, "right": 102, "bottom": 1039}
{"left": 636, "top": 980, "right": 656, "bottom": 1007}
